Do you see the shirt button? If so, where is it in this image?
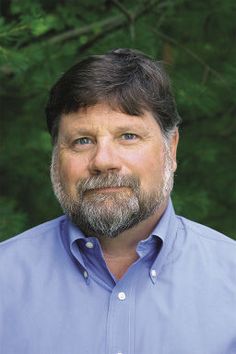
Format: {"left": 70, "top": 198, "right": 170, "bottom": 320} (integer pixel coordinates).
{"left": 83, "top": 271, "right": 88, "bottom": 278}
{"left": 151, "top": 269, "right": 157, "bottom": 277}
{"left": 85, "top": 241, "right": 94, "bottom": 249}
{"left": 118, "top": 292, "right": 126, "bottom": 300}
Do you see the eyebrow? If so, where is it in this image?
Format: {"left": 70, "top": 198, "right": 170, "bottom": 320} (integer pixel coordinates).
{"left": 113, "top": 124, "right": 147, "bottom": 132}
{"left": 66, "top": 124, "right": 148, "bottom": 135}
{"left": 69, "top": 128, "right": 95, "bottom": 136}
{"left": 62, "top": 128, "right": 96, "bottom": 140}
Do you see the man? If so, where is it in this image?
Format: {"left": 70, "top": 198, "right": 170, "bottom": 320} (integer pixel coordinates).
{"left": 0, "top": 48, "right": 236, "bottom": 354}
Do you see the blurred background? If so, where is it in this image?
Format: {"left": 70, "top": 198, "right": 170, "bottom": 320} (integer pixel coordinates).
{"left": 0, "top": 0, "right": 235, "bottom": 241}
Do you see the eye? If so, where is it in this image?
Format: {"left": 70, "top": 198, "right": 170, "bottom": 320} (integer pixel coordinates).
{"left": 121, "top": 133, "right": 138, "bottom": 140}
{"left": 74, "top": 137, "right": 93, "bottom": 145}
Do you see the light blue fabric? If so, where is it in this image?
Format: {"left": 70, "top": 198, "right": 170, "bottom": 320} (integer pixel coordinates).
{"left": 1, "top": 200, "right": 236, "bottom": 354}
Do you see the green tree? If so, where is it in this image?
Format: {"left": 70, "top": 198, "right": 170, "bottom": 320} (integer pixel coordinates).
{"left": 0, "top": 0, "right": 235, "bottom": 241}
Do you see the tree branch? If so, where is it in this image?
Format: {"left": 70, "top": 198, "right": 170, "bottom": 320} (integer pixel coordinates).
{"left": 152, "top": 29, "right": 228, "bottom": 86}
{"left": 0, "top": 0, "right": 159, "bottom": 76}
{"left": 110, "top": 0, "right": 135, "bottom": 41}
{"left": 47, "top": 0, "right": 158, "bottom": 45}
{"left": 110, "top": 0, "right": 132, "bottom": 20}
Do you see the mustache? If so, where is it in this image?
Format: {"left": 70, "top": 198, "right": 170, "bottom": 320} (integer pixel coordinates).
{"left": 77, "top": 174, "right": 140, "bottom": 193}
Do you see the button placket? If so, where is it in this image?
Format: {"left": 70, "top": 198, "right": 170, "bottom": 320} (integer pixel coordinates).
{"left": 106, "top": 284, "right": 132, "bottom": 354}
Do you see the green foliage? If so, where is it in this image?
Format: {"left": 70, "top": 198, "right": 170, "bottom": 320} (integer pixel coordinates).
{"left": 0, "top": 197, "right": 27, "bottom": 241}
{"left": 0, "top": 0, "right": 235, "bottom": 240}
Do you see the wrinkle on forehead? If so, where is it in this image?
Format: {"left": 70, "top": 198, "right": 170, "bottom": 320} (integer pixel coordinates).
{"left": 59, "top": 103, "right": 162, "bottom": 135}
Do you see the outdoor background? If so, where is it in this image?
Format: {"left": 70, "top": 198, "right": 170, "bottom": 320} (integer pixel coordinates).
{"left": 0, "top": 0, "right": 235, "bottom": 241}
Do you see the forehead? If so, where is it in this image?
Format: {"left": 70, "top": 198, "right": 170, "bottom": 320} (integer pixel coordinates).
{"left": 59, "top": 103, "right": 162, "bottom": 135}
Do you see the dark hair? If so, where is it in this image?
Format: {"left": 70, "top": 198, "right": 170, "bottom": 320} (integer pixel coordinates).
{"left": 45, "top": 48, "right": 181, "bottom": 143}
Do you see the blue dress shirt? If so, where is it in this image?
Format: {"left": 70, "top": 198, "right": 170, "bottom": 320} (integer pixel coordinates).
{"left": 1, "top": 200, "right": 236, "bottom": 354}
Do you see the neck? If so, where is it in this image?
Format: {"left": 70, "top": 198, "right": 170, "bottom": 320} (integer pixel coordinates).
{"left": 99, "top": 201, "right": 167, "bottom": 279}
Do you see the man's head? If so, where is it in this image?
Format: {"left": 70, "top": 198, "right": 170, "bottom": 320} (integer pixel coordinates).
{"left": 46, "top": 48, "right": 181, "bottom": 143}
{"left": 46, "top": 48, "right": 180, "bottom": 238}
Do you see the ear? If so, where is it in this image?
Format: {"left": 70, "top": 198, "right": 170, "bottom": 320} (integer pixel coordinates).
{"left": 169, "top": 128, "right": 179, "bottom": 172}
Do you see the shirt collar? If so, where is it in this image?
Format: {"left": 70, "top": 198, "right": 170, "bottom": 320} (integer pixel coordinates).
{"left": 151, "top": 198, "right": 177, "bottom": 242}
{"left": 61, "top": 198, "right": 179, "bottom": 285}
{"left": 67, "top": 218, "right": 88, "bottom": 245}
{"left": 134, "top": 199, "right": 177, "bottom": 259}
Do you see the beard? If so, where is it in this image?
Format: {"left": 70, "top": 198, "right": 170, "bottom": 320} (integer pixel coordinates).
{"left": 50, "top": 145, "right": 174, "bottom": 238}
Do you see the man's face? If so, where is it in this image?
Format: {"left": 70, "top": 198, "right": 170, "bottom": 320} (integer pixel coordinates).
{"left": 51, "top": 103, "right": 178, "bottom": 237}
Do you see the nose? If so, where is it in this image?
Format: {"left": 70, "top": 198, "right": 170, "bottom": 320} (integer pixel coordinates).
{"left": 88, "top": 141, "right": 122, "bottom": 175}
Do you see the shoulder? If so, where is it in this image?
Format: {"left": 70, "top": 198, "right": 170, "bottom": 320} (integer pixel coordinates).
{"left": 0, "top": 215, "right": 67, "bottom": 245}
{"left": 179, "top": 216, "right": 235, "bottom": 244}
{"left": 0, "top": 215, "right": 67, "bottom": 261}
{"left": 177, "top": 215, "right": 236, "bottom": 263}
{"left": 0, "top": 216, "right": 70, "bottom": 298}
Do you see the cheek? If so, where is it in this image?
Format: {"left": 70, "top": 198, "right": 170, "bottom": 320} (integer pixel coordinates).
{"left": 59, "top": 155, "right": 86, "bottom": 185}
{"left": 126, "top": 148, "right": 165, "bottom": 184}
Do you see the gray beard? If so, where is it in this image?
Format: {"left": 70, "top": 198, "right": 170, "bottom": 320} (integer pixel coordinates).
{"left": 50, "top": 147, "right": 174, "bottom": 238}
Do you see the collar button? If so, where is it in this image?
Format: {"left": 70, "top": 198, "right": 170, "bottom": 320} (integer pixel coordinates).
{"left": 85, "top": 241, "right": 94, "bottom": 249}
{"left": 151, "top": 269, "right": 157, "bottom": 277}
